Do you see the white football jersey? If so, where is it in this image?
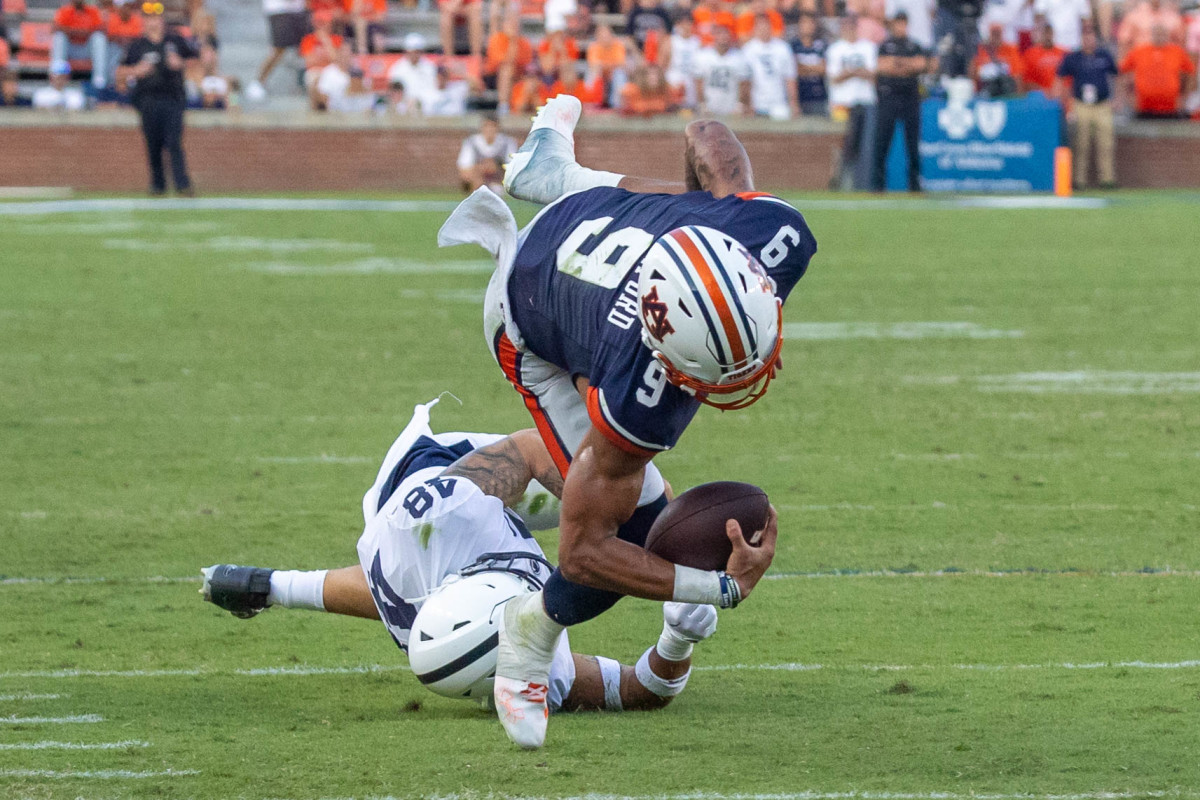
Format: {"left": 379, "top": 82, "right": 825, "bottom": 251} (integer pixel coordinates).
{"left": 824, "top": 38, "right": 878, "bottom": 107}
{"left": 741, "top": 37, "right": 798, "bottom": 115}
{"left": 694, "top": 46, "right": 752, "bottom": 114}
{"left": 356, "top": 401, "right": 575, "bottom": 710}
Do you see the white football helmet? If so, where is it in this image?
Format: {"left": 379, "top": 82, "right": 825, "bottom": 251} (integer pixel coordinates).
{"left": 637, "top": 225, "right": 783, "bottom": 410}
{"left": 407, "top": 552, "right": 551, "bottom": 703}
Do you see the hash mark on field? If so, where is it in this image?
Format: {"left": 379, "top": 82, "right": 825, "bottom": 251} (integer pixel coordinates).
{"left": 782, "top": 322, "right": 1022, "bottom": 340}
{"left": 0, "top": 714, "right": 102, "bottom": 723}
{"left": 0, "top": 768, "right": 198, "bottom": 779}
{"left": 0, "top": 693, "right": 63, "bottom": 701}
{"left": 0, "top": 740, "right": 149, "bottom": 751}
{"left": 255, "top": 455, "right": 374, "bottom": 465}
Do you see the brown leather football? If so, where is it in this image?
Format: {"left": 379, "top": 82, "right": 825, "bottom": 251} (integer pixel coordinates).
{"left": 645, "top": 481, "right": 770, "bottom": 571}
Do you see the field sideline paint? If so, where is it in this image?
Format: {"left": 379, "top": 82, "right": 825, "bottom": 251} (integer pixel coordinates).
{"left": 0, "top": 768, "right": 198, "bottom": 779}
{"left": 0, "top": 714, "right": 103, "bottom": 723}
{"left": 5, "top": 660, "right": 1200, "bottom": 682}
{"left": 0, "top": 740, "right": 149, "bottom": 750}
{"left": 0, "top": 198, "right": 460, "bottom": 215}
{"left": 782, "top": 322, "right": 1023, "bottom": 340}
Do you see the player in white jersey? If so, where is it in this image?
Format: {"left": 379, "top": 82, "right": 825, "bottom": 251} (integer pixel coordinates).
{"left": 693, "top": 24, "right": 752, "bottom": 115}
{"left": 201, "top": 397, "right": 718, "bottom": 714}
{"left": 740, "top": 15, "right": 799, "bottom": 118}
{"left": 663, "top": 12, "right": 705, "bottom": 109}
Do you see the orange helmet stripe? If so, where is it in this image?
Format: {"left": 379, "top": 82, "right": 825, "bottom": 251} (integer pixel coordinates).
{"left": 667, "top": 229, "right": 747, "bottom": 364}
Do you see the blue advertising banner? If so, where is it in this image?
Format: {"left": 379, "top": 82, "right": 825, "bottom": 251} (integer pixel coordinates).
{"left": 886, "top": 94, "right": 1063, "bottom": 192}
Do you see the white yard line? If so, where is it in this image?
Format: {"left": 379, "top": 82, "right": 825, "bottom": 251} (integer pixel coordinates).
{"left": 0, "top": 767, "right": 198, "bottom": 779}
{"left": 909, "top": 371, "right": 1200, "bottom": 395}
{"left": 0, "top": 693, "right": 62, "bottom": 701}
{"left": 0, "top": 576, "right": 196, "bottom": 586}
{"left": 0, "top": 714, "right": 103, "bottom": 723}
{"left": 243, "top": 257, "right": 494, "bottom": 276}
{"left": 236, "top": 791, "right": 1193, "bottom": 800}
{"left": 0, "top": 198, "right": 459, "bottom": 215}
{"left": 782, "top": 322, "right": 1022, "bottom": 340}
{"left": 255, "top": 455, "right": 374, "bottom": 465}
{"left": 0, "top": 740, "right": 149, "bottom": 751}
{"left": 696, "top": 661, "right": 1200, "bottom": 673}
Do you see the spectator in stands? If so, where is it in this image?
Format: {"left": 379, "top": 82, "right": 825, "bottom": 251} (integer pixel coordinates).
{"left": 736, "top": 0, "right": 783, "bottom": 44}
{"left": 977, "top": 0, "right": 1033, "bottom": 47}
{"left": 549, "top": 61, "right": 604, "bottom": 103}
{"left": 423, "top": 63, "right": 470, "bottom": 114}
{"left": 586, "top": 22, "right": 627, "bottom": 106}
{"left": 1021, "top": 20, "right": 1064, "bottom": 92}
{"left": 848, "top": 0, "right": 888, "bottom": 44}
{"left": 197, "top": 65, "right": 231, "bottom": 108}
{"left": 510, "top": 62, "right": 541, "bottom": 113}
{"left": 619, "top": 62, "right": 679, "bottom": 114}
{"left": 484, "top": 6, "right": 532, "bottom": 115}
{"left": 537, "top": 22, "right": 580, "bottom": 74}
{"left": 972, "top": 21, "right": 1022, "bottom": 94}
{"left": 104, "top": 0, "right": 142, "bottom": 88}
{"left": 1120, "top": 22, "right": 1195, "bottom": 117}
{"left": 885, "top": 0, "right": 934, "bottom": 49}
{"left": 331, "top": 66, "right": 378, "bottom": 110}
{"left": 1117, "top": 0, "right": 1184, "bottom": 56}
{"left": 457, "top": 112, "right": 517, "bottom": 192}
{"left": 627, "top": 0, "right": 672, "bottom": 53}
{"left": 743, "top": 14, "right": 798, "bottom": 118}
{"left": 1057, "top": 27, "right": 1117, "bottom": 188}
{"left": 693, "top": 20, "right": 751, "bottom": 114}
{"left": 117, "top": 5, "right": 196, "bottom": 196}
{"left": 387, "top": 32, "right": 437, "bottom": 108}
{"left": 301, "top": 9, "right": 345, "bottom": 92}
{"left": 826, "top": 14, "right": 877, "bottom": 188}
{"left": 1188, "top": 11, "right": 1200, "bottom": 64}
{"left": 544, "top": 0, "right": 578, "bottom": 36}
{"left": 246, "top": 0, "right": 309, "bottom": 102}
{"left": 693, "top": 0, "right": 735, "bottom": 47}
{"left": 440, "top": 0, "right": 483, "bottom": 61}
{"left": 52, "top": 0, "right": 108, "bottom": 90}
{"left": 384, "top": 80, "right": 411, "bottom": 114}
{"left": 33, "top": 60, "right": 87, "bottom": 108}
{"left": 1034, "top": 0, "right": 1090, "bottom": 52}
{"left": 345, "top": 0, "right": 386, "bottom": 53}
{"left": 873, "top": 11, "right": 932, "bottom": 191}
{"left": 662, "top": 10, "right": 702, "bottom": 109}
{"left": 792, "top": 13, "right": 828, "bottom": 115}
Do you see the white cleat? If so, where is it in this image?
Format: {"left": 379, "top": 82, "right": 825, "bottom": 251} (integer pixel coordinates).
{"left": 493, "top": 592, "right": 563, "bottom": 749}
{"left": 503, "top": 95, "right": 583, "bottom": 205}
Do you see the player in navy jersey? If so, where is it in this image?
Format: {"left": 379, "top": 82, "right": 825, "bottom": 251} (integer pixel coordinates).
{"left": 438, "top": 94, "right": 817, "bottom": 748}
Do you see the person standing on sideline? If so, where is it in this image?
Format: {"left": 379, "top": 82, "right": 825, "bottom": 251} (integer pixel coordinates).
{"left": 872, "top": 12, "right": 932, "bottom": 191}
{"left": 245, "top": 0, "right": 310, "bottom": 102}
{"left": 1055, "top": 27, "right": 1118, "bottom": 188}
{"left": 117, "top": 5, "right": 196, "bottom": 196}
{"left": 826, "top": 15, "right": 877, "bottom": 188}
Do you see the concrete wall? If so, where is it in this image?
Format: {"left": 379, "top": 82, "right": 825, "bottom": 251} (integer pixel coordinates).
{"left": 0, "top": 112, "right": 1197, "bottom": 193}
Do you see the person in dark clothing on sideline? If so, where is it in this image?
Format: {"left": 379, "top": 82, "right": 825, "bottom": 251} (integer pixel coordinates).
{"left": 117, "top": 3, "right": 197, "bottom": 196}
{"left": 871, "top": 12, "right": 933, "bottom": 192}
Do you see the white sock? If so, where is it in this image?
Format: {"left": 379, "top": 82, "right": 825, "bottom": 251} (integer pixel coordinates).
{"left": 561, "top": 164, "right": 624, "bottom": 197}
{"left": 267, "top": 569, "right": 328, "bottom": 611}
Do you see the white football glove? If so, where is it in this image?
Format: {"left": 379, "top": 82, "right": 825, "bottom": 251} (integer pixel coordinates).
{"left": 657, "top": 602, "right": 718, "bottom": 661}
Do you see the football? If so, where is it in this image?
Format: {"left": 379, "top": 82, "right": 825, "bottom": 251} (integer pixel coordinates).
{"left": 645, "top": 481, "right": 771, "bottom": 571}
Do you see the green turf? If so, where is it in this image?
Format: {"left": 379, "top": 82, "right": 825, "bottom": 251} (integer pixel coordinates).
{"left": 1, "top": 192, "right": 1198, "bottom": 799}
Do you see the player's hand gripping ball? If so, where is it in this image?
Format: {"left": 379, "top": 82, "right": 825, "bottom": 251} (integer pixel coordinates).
{"left": 645, "top": 481, "right": 771, "bottom": 571}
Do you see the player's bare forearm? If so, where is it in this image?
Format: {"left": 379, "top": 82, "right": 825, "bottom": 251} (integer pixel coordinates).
{"left": 557, "top": 429, "right": 676, "bottom": 599}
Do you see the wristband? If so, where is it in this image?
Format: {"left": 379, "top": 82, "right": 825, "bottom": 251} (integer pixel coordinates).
{"left": 634, "top": 646, "right": 691, "bottom": 698}
{"left": 656, "top": 624, "right": 694, "bottom": 662}
{"left": 718, "top": 571, "right": 741, "bottom": 609}
{"left": 596, "top": 656, "right": 623, "bottom": 711}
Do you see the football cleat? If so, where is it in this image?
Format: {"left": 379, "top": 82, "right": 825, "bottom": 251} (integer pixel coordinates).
{"left": 200, "top": 564, "right": 274, "bottom": 619}
{"left": 503, "top": 94, "right": 583, "bottom": 205}
{"left": 493, "top": 591, "right": 562, "bottom": 749}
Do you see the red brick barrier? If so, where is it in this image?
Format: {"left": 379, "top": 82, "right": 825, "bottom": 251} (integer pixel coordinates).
{"left": 0, "top": 112, "right": 1196, "bottom": 192}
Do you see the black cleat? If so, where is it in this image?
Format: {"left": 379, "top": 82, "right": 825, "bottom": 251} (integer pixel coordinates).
{"left": 201, "top": 564, "right": 274, "bottom": 619}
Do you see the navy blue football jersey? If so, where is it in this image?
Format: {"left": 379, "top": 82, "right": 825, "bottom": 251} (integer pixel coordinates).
{"left": 508, "top": 187, "right": 817, "bottom": 456}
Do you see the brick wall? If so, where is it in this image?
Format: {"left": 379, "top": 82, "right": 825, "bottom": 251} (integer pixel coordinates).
{"left": 0, "top": 116, "right": 1196, "bottom": 192}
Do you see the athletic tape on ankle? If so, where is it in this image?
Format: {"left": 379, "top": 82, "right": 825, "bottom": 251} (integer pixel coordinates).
{"left": 656, "top": 625, "right": 694, "bottom": 662}
{"left": 596, "top": 656, "right": 623, "bottom": 711}
{"left": 634, "top": 646, "right": 690, "bottom": 698}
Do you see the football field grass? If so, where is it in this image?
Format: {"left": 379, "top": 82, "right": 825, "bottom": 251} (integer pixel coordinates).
{"left": 1, "top": 191, "right": 1198, "bottom": 799}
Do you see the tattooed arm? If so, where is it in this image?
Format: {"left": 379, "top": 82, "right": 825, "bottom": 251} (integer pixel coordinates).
{"left": 441, "top": 429, "right": 564, "bottom": 509}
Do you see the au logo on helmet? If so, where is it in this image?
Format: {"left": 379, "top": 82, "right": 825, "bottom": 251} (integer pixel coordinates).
{"left": 640, "top": 286, "right": 675, "bottom": 341}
